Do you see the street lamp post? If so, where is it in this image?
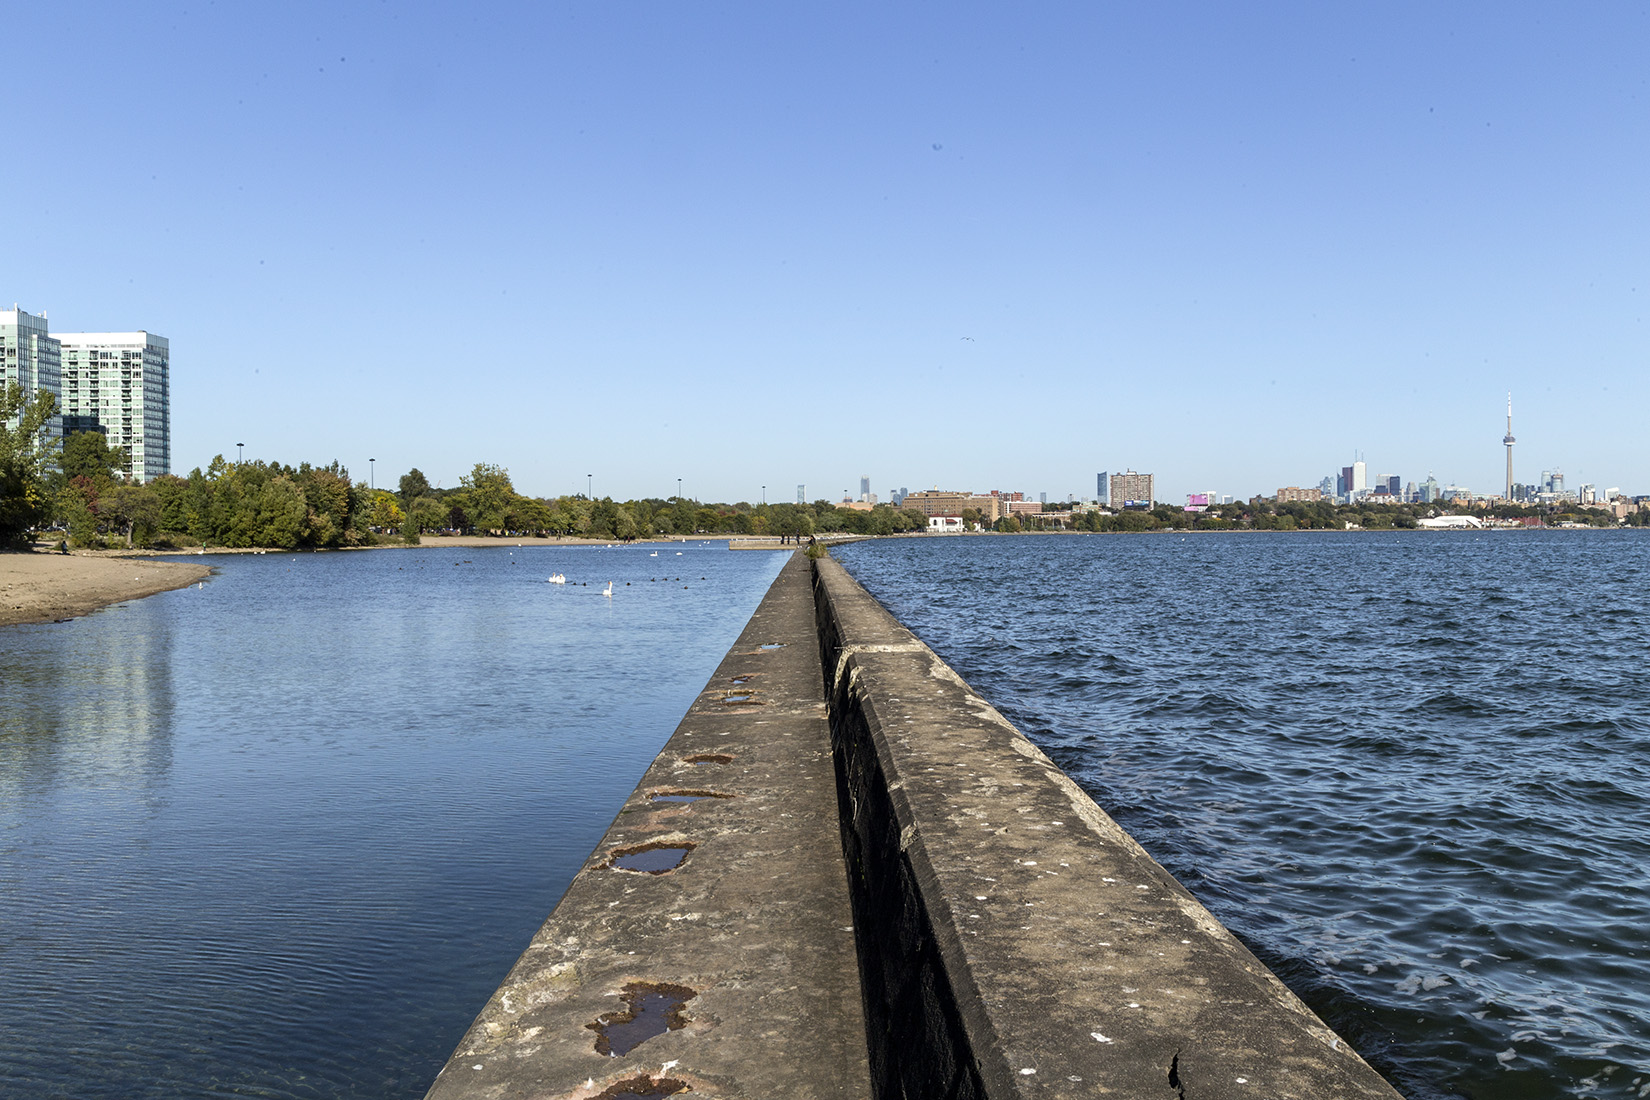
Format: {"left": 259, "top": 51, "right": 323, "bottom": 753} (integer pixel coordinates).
{"left": 761, "top": 485, "right": 765, "bottom": 504}
{"left": 677, "top": 478, "right": 682, "bottom": 502}
{"left": 587, "top": 473, "right": 593, "bottom": 500}
{"left": 236, "top": 442, "right": 244, "bottom": 465}
{"left": 369, "top": 458, "right": 375, "bottom": 491}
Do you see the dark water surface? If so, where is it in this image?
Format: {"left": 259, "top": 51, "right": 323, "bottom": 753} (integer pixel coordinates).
{"left": 0, "top": 543, "right": 784, "bottom": 1099}
{"left": 836, "top": 532, "right": 1650, "bottom": 1100}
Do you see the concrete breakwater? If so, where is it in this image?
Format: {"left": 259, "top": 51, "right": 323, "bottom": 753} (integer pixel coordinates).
{"left": 425, "top": 552, "right": 1402, "bottom": 1099}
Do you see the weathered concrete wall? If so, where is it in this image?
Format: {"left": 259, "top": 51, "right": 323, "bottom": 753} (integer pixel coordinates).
{"left": 812, "top": 555, "right": 1404, "bottom": 1100}
{"left": 427, "top": 551, "right": 1405, "bottom": 1100}
{"left": 425, "top": 553, "right": 870, "bottom": 1100}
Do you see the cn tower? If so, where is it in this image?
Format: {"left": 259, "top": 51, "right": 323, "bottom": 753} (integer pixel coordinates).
{"left": 1503, "top": 393, "right": 1516, "bottom": 499}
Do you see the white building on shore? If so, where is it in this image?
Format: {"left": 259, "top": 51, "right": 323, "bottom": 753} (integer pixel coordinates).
{"left": 2, "top": 307, "right": 171, "bottom": 483}
{"left": 1, "top": 307, "right": 63, "bottom": 439}
{"left": 57, "top": 331, "right": 171, "bottom": 483}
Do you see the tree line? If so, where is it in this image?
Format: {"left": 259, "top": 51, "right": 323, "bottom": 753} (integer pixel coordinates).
{"left": 0, "top": 408, "right": 932, "bottom": 549}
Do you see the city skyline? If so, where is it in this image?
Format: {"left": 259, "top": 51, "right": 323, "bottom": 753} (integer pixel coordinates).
{"left": 4, "top": 4, "right": 1646, "bottom": 503}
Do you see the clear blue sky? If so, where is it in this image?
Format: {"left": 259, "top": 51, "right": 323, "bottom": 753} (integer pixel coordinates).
{"left": 7, "top": 2, "right": 1647, "bottom": 503}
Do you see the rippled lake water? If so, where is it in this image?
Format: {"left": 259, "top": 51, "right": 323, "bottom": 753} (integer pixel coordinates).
{"left": 0, "top": 543, "right": 785, "bottom": 1099}
{"left": 837, "top": 531, "right": 1650, "bottom": 1100}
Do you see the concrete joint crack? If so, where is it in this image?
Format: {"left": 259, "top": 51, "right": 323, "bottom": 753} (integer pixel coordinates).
{"left": 1168, "top": 1049, "right": 1187, "bottom": 1100}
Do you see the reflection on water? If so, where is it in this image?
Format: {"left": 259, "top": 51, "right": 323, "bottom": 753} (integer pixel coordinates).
{"left": 0, "top": 608, "right": 176, "bottom": 793}
{"left": 0, "top": 544, "right": 785, "bottom": 1099}
{"left": 838, "top": 531, "right": 1650, "bottom": 1100}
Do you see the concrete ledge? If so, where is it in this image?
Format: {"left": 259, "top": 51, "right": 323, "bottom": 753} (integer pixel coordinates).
{"left": 425, "top": 553, "right": 870, "bottom": 1100}
{"left": 812, "top": 556, "right": 1404, "bottom": 1100}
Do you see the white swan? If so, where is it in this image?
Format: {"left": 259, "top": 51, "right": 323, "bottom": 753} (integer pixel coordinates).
{"left": 548, "top": 573, "right": 566, "bottom": 585}
{"left": 602, "top": 581, "right": 614, "bottom": 598}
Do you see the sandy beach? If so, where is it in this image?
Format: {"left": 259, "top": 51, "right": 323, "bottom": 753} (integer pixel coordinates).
{"left": 0, "top": 552, "right": 212, "bottom": 628}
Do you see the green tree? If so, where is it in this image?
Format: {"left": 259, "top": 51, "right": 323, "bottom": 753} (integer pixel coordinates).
{"left": 59, "top": 476, "right": 101, "bottom": 547}
{"left": 256, "top": 478, "right": 308, "bottom": 548}
{"left": 60, "top": 431, "right": 125, "bottom": 484}
{"left": 370, "top": 490, "right": 405, "bottom": 530}
{"left": 0, "top": 383, "right": 60, "bottom": 545}
{"left": 460, "top": 463, "right": 515, "bottom": 533}
{"left": 410, "top": 496, "right": 447, "bottom": 535}
{"left": 104, "top": 483, "right": 162, "bottom": 548}
{"left": 398, "top": 467, "right": 431, "bottom": 505}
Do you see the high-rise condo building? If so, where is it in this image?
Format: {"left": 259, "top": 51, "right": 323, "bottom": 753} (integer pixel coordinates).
{"left": 57, "top": 331, "right": 171, "bottom": 483}
{"left": 0, "top": 308, "right": 62, "bottom": 439}
{"left": 1109, "top": 470, "right": 1153, "bottom": 508}
{"left": 1096, "top": 471, "right": 1108, "bottom": 504}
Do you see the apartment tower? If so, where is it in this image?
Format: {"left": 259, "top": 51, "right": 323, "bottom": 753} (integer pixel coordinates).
{"left": 57, "top": 331, "right": 171, "bottom": 483}
{"left": 0, "top": 307, "right": 62, "bottom": 438}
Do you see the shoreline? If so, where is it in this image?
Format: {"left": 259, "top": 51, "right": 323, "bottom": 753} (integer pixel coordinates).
{"left": 9, "top": 522, "right": 1625, "bottom": 628}
{"left": 0, "top": 550, "right": 212, "bottom": 628}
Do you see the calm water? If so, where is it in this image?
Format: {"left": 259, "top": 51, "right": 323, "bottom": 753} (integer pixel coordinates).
{"left": 0, "top": 543, "right": 785, "bottom": 1099}
{"left": 837, "top": 532, "right": 1650, "bottom": 1100}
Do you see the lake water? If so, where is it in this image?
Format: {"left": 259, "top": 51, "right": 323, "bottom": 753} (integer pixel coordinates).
{"left": 835, "top": 531, "right": 1650, "bottom": 1100}
{"left": 0, "top": 543, "right": 786, "bottom": 1099}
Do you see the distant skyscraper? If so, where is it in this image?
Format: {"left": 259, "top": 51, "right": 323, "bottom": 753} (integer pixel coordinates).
{"left": 860, "top": 475, "right": 870, "bottom": 501}
{"left": 0, "top": 308, "right": 62, "bottom": 440}
{"left": 57, "top": 330, "right": 171, "bottom": 483}
{"left": 1387, "top": 475, "right": 1401, "bottom": 497}
{"left": 796, "top": 484, "right": 806, "bottom": 504}
{"left": 1109, "top": 470, "right": 1153, "bottom": 508}
{"left": 1097, "top": 472, "right": 1108, "bottom": 504}
{"left": 1503, "top": 393, "right": 1515, "bottom": 499}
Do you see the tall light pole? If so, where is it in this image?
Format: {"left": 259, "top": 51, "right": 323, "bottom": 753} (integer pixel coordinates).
{"left": 369, "top": 457, "right": 375, "bottom": 491}
{"left": 761, "top": 485, "right": 766, "bottom": 504}
{"left": 236, "top": 442, "right": 244, "bottom": 466}
{"left": 677, "top": 477, "right": 682, "bottom": 502}
{"left": 587, "top": 473, "right": 593, "bottom": 500}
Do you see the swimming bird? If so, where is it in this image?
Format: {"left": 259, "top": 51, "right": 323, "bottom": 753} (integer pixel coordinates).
{"left": 602, "top": 582, "right": 614, "bottom": 598}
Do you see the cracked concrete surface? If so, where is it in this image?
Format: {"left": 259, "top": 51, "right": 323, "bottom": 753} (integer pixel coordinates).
{"left": 425, "top": 552, "right": 1404, "bottom": 1100}
{"left": 813, "top": 555, "right": 1404, "bottom": 1100}
{"left": 424, "top": 553, "right": 870, "bottom": 1100}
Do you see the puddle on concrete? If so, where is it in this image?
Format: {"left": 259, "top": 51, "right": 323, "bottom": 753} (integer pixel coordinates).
{"left": 758, "top": 643, "right": 786, "bottom": 650}
{"left": 593, "top": 1075, "right": 689, "bottom": 1099}
{"left": 682, "top": 753, "right": 733, "bottom": 765}
{"left": 589, "top": 981, "right": 697, "bottom": 1057}
{"left": 649, "top": 789, "right": 732, "bottom": 804}
{"left": 729, "top": 676, "right": 753, "bottom": 685}
{"left": 609, "top": 843, "right": 694, "bottom": 874}
{"left": 720, "top": 693, "right": 759, "bottom": 705}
